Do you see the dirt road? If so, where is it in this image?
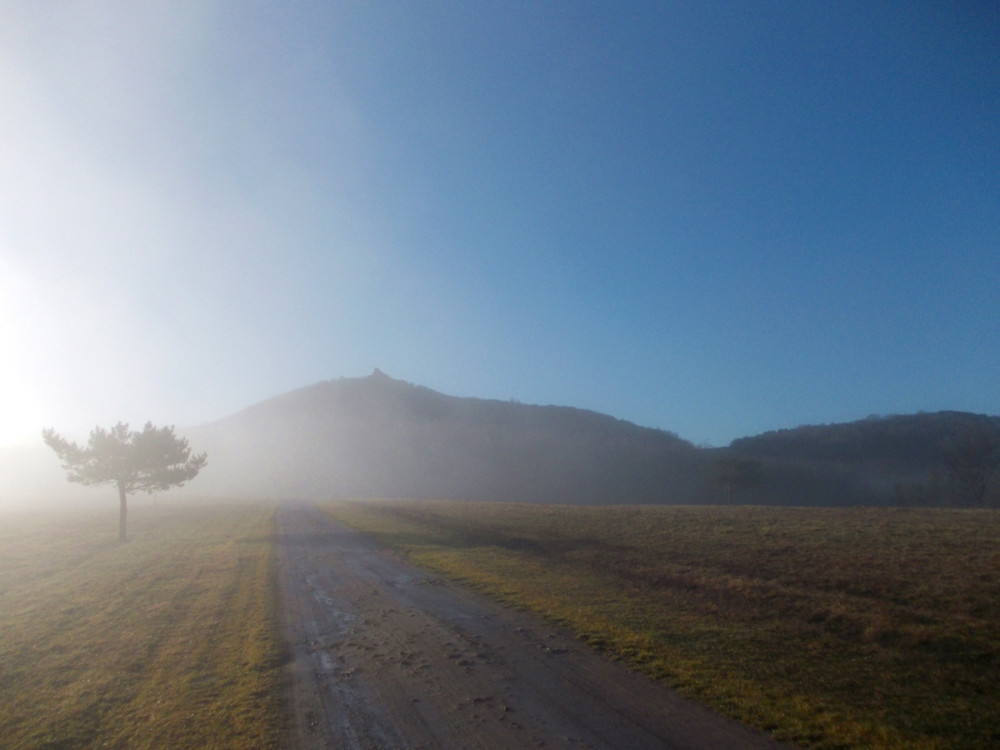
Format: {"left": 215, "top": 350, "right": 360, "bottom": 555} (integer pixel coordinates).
{"left": 275, "top": 502, "right": 791, "bottom": 749}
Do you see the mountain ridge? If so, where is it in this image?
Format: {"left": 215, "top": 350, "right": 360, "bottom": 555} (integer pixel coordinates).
{"left": 186, "top": 370, "right": 998, "bottom": 506}
{"left": 5, "top": 371, "right": 996, "bottom": 507}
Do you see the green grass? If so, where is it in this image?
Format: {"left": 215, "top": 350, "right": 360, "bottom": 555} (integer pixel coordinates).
{"left": 0, "top": 501, "right": 284, "bottom": 749}
{"left": 322, "top": 500, "right": 1000, "bottom": 750}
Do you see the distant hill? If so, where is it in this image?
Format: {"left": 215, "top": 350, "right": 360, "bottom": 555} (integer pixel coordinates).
{"left": 185, "top": 373, "right": 998, "bottom": 506}
{"left": 723, "top": 412, "right": 1000, "bottom": 506}
{"left": 4, "top": 373, "right": 995, "bottom": 507}
{"left": 731, "top": 411, "right": 999, "bottom": 465}
{"left": 187, "top": 370, "right": 703, "bottom": 504}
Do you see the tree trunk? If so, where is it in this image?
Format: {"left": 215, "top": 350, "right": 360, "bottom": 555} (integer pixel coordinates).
{"left": 118, "top": 483, "right": 128, "bottom": 542}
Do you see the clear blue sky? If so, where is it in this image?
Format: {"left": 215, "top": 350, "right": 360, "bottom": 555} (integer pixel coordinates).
{"left": 1, "top": 1, "right": 998, "bottom": 447}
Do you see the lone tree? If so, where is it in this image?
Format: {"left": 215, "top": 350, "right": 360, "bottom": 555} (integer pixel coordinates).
{"left": 43, "top": 422, "right": 207, "bottom": 541}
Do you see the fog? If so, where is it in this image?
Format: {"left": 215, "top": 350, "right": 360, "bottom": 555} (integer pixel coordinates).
{"left": 2, "top": 3, "right": 998, "bottom": 471}
{"left": 0, "top": 442, "right": 112, "bottom": 512}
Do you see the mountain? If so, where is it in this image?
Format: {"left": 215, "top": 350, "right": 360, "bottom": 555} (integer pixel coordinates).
{"left": 187, "top": 370, "right": 703, "bottom": 504}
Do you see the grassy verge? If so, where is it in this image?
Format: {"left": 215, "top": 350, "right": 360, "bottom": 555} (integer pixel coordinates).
{"left": 0, "top": 501, "right": 284, "bottom": 749}
{"left": 322, "top": 500, "right": 1000, "bottom": 750}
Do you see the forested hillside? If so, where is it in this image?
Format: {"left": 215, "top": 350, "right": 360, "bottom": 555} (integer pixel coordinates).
{"left": 723, "top": 412, "right": 1000, "bottom": 506}
{"left": 181, "top": 372, "right": 999, "bottom": 507}
{"left": 189, "top": 370, "right": 702, "bottom": 504}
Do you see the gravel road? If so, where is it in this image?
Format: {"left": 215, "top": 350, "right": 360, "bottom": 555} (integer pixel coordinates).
{"left": 275, "top": 501, "right": 792, "bottom": 749}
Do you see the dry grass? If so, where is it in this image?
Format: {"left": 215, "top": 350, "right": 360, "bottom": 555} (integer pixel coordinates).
{"left": 323, "top": 500, "right": 1000, "bottom": 750}
{"left": 0, "top": 501, "right": 284, "bottom": 749}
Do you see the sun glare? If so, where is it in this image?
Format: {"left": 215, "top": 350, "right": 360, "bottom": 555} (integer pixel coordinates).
{"left": 0, "top": 347, "right": 46, "bottom": 447}
{"left": 0, "top": 362, "right": 46, "bottom": 446}
{"left": 0, "top": 260, "right": 48, "bottom": 447}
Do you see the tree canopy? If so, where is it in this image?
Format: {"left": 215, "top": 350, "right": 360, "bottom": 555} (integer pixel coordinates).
{"left": 43, "top": 422, "right": 207, "bottom": 541}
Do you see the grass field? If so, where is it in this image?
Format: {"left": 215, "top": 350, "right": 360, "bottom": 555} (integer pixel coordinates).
{"left": 323, "top": 500, "right": 1000, "bottom": 750}
{"left": 5, "top": 498, "right": 997, "bottom": 749}
{"left": 0, "top": 501, "right": 284, "bottom": 749}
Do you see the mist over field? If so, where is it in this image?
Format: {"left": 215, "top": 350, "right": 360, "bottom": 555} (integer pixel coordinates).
{"left": 6, "top": 371, "right": 996, "bottom": 512}
{"left": 0, "top": 444, "right": 110, "bottom": 510}
{"left": 3, "top": 8, "right": 998, "bottom": 747}
{"left": 1, "top": 5, "right": 997, "bottom": 514}
{"left": 2, "top": 3, "right": 998, "bottom": 460}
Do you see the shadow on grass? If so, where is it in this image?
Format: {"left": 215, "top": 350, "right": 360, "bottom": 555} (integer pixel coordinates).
{"left": 376, "top": 505, "right": 618, "bottom": 561}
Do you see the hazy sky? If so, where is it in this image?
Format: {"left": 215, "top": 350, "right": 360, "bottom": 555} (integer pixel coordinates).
{"left": 2, "top": 1, "right": 998, "bottom": 448}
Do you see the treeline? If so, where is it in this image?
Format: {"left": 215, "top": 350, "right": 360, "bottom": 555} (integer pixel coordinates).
{"left": 716, "top": 412, "right": 1000, "bottom": 507}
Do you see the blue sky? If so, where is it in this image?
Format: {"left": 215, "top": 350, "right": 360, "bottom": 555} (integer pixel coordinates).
{"left": 1, "top": 1, "right": 998, "bottom": 448}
